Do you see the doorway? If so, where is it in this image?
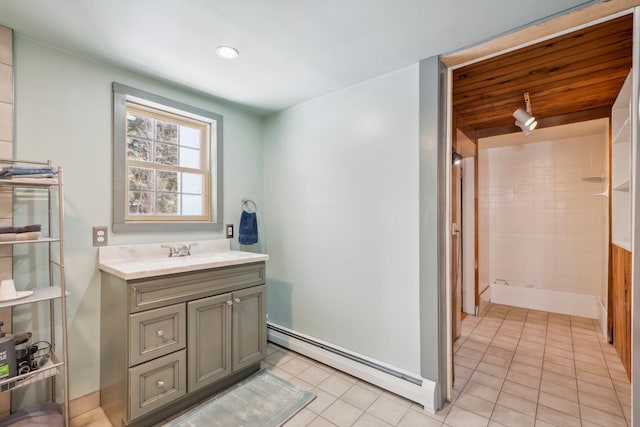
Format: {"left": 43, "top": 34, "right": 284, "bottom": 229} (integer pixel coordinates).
{"left": 441, "top": 6, "right": 638, "bottom": 417}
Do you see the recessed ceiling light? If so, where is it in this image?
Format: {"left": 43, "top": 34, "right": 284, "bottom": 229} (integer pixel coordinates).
{"left": 216, "top": 46, "right": 239, "bottom": 59}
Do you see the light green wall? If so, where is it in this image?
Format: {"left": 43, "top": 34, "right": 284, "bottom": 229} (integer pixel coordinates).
{"left": 7, "top": 0, "right": 604, "bottom": 405}
{"left": 263, "top": 65, "right": 422, "bottom": 374}
{"left": 11, "top": 36, "right": 264, "bottom": 400}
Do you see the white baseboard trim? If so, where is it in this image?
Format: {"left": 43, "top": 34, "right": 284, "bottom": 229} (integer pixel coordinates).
{"left": 478, "top": 285, "right": 491, "bottom": 315}
{"left": 490, "top": 284, "right": 598, "bottom": 319}
{"left": 267, "top": 322, "right": 436, "bottom": 413}
{"left": 598, "top": 299, "right": 608, "bottom": 339}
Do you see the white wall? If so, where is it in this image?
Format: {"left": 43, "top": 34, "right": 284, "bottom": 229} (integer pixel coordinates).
{"left": 462, "top": 158, "right": 475, "bottom": 314}
{"left": 478, "top": 151, "right": 491, "bottom": 295}
{"left": 263, "top": 65, "right": 421, "bottom": 374}
{"left": 478, "top": 125, "right": 608, "bottom": 296}
{"left": 11, "top": 36, "right": 264, "bottom": 401}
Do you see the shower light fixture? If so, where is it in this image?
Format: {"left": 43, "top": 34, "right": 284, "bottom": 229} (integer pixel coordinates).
{"left": 452, "top": 152, "right": 463, "bottom": 165}
{"left": 513, "top": 92, "right": 537, "bottom": 134}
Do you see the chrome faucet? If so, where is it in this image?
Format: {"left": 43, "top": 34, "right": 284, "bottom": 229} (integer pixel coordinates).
{"left": 161, "top": 243, "right": 196, "bottom": 257}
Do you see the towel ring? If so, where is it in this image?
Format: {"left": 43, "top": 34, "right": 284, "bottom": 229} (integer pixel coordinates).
{"left": 242, "top": 198, "right": 257, "bottom": 213}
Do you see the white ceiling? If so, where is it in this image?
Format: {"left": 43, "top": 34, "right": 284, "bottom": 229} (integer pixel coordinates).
{"left": 0, "top": 0, "right": 595, "bottom": 114}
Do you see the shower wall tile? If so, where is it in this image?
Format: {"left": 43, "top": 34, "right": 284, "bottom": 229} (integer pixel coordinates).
{"left": 478, "top": 151, "right": 491, "bottom": 294}
{"left": 479, "top": 133, "right": 608, "bottom": 297}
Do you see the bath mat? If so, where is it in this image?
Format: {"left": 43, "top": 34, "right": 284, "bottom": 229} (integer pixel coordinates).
{"left": 163, "top": 369, "right": 315, "bottom": 427}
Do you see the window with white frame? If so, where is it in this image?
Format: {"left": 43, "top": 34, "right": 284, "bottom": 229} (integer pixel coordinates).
{"left": 113, "top": 83, "right": 223, "bottom": 232}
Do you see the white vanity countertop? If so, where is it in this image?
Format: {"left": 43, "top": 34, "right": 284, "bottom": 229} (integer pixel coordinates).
{"left": 98, "top": 239, "right": 268, "bottom": 280}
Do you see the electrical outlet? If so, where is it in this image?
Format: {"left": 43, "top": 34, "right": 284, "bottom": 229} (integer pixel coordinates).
{"left": 226, "top": 224, "right": 234, "bottom": 238}
{"left": 93, "top": 226, "right": 108, "bottom": 247}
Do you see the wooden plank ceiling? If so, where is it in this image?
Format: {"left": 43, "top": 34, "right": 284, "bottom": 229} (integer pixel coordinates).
{"left": 453, "top": 14, "right": 633, "bottom": 139}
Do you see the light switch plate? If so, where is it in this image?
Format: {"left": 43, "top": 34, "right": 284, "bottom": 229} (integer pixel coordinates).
{"left": 226, "top": 224, "right": 234, "bottom": 238}
{"left": 93, "top": 226, "right": 108, "bottom": 247}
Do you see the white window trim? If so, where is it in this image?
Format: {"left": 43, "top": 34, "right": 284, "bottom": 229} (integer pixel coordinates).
{"left": 112, "top": 82, "right": 223, "bottom": 232}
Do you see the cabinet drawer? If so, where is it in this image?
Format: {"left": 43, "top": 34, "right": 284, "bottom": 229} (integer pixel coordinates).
{"left": 129, "top": 350, "right": 186, "bottom": 421}
{"left": 129, "top": 303, "right": 186, "bottom": 366}
{"left": 129, "top": 262, "right": 265, "bottom": 313}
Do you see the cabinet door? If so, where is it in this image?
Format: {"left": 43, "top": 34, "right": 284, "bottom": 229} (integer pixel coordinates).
{"left": 612, "top": 244, "right": 631, "bottom": 379}
{"left": 187, "top": 293, "right": 232, "bottom": 392}
{"left": 232, "top": 285, "right": 266, "bottom": 371}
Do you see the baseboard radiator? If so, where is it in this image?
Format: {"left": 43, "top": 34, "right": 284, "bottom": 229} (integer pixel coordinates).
{"left": 266, "top": 322, "right": 436, "bottom": 412}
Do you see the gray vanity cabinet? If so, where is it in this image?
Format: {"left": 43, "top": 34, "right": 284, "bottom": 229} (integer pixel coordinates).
{"left": 129, "top": 303, "right": 186, "bottom": 366}
{"left": 232, "top": 285, "right": 267, "bottom": 370}
{"left": 188, "top": 293, "right": 232, "bottom": 391}
{"left": 100, "top": 261, "right": 267, "bottom": 427}
{"left": 188, "top": 285, "right": 266, "bottom": 392}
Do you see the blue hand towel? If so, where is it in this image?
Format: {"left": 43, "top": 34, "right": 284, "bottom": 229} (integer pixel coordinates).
{"left": 239, "top": 211, "right": 258, "bottom": 245}
{"left": 0, "top": 166, "right": 56, "bottom": 178}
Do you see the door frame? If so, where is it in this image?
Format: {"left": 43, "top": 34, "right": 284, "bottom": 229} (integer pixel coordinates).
{"left": 438, "top": 0, "right": 640, "bottom": 407}
{"left": 630, "top": 8, "right": 639, "bottom": 427}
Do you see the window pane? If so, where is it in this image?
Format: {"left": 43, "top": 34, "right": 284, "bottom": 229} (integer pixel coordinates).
{"left": 127, "top": 138, "right": 152, "bottom": 161}
{"left": 157, "top": 193, "right": 179, "bottom": 214}
{"left": 127, "top": 114, "right": 153, "bottom": 139}
{"left": 156, "top": 120, "right": 178, "bottom": 143}
{"left": 155, "top": 142, "right": 178, "bottom": 165}
{"left": 128, "top": 167, "right": 154, "bottom": 190}
{"left": 116, "top": 86, "right": 219, "bottom": 227}
{"left": 157, "top": 170, "right": 179, "bottom": 192}
{"left": 129, "top": 191, "right": 154, "bottom": 214}
{"left": 182, "top": 195, "right": 203, "bottom": 215}
{"left": 180, "top": 147, "right": 200, "bottom": 169}
{"left": 182, "top": 173, "right": 202, "bottom": 194}
{"left": 180, "top": 126, "right": 200, "bottom": 148}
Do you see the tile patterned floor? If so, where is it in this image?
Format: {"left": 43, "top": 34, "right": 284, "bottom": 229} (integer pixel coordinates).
{"left": 448, "top": 303, "right": 631, "bottom": 427}
{"left": 70, "top": 303, "right": 632, "bottom": 427}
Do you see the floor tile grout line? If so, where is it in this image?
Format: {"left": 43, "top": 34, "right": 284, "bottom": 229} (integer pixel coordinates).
{"left": 485, "top": 305, "right": 519, "bottom": 424}
{"left": 568, "top": 315, "right": 583, "bottom": 424}
{"left": 450, "top": 307, "right": 630, "bottom": 427}
{"left": 525, "top": 307, "right": 547, "bottom": 426}
{"left": 586, "top": 317, "right": 629, "bottom": 425}
{"left": 573, "top": 317, "right": 626, "bottom": 425}
{"left": 293, "top": 352, "right": 420, "bottom": 427}
{"left": 512, "top": 310, "right": 549, "bottom": 424}
{"left": 460, "top": 305, "right": 516, "bottom": 423}
{"left": 599, "top": 322, "right": 632, "bottom": 424}
{"left": 450, "top": 304, "right": 501, "bottom": 419}
{"left": 340, "top": 380, "right": 399, "bottom": 427}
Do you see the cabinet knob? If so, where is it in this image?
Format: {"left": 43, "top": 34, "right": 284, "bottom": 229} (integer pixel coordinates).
{"left": 234, "top": 298, "right": 241, "bottom": 304}
{"left": 156, "top": 380, "right": 165, "bottom": 388}
{"left": 227, "top": 300, "right": 233, "bottom": 306}
{"left": 156, "top": 330, "right": 165, "bottom": 337}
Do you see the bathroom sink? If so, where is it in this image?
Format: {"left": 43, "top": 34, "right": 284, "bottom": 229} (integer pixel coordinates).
{"left": 97, "top": 240, "right": 268, "bottom": 280}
